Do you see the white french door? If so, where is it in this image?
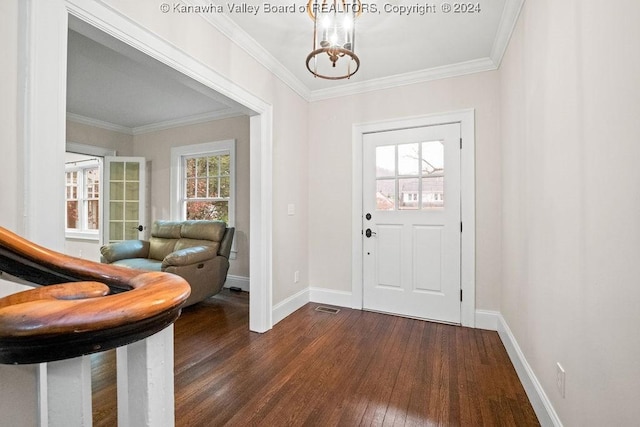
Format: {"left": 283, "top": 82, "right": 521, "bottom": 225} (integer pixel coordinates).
{"left": 103, "top": 157, "right": 146, "bottom": 244}
{"left": 362, "top": 123, "right": 461, "bottom": 324}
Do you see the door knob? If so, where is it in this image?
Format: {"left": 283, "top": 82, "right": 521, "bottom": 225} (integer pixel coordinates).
{"left": 136, "top": 225, "right": 143, "bottom": 232}
{"left": 365, "top": 228, "right": 376, "bottom": 238}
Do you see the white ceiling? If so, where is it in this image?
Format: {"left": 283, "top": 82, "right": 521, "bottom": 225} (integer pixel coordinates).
{"left": 67, "top": 18, "right": 249, "bottom": 133}
{"left": 192, "top": 0, "right": 522, "bottom": 99}
{"left": 221, "top": 0, "right": 505, "bottom": 89}
{"left": 66, "top": 0, "right": 522, "bottom": 131}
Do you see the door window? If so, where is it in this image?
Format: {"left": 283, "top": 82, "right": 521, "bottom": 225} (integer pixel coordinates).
{"left": 374, "top": 140, "right": 444, "bottom": 211}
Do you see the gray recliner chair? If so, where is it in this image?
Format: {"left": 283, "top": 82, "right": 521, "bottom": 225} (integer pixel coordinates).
{"left": 100, "top": 220, "right": 234, "bottom": 307}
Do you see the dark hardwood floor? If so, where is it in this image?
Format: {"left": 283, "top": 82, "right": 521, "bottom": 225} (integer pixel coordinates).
{"left": 92, "top": 289, "right": 539, "bottom": 426}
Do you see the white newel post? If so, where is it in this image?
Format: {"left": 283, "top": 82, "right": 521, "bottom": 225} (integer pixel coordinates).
{"left": 117, "top": 325, "right": 176, "bottom": 427}
{"left": 0, "top": 364, "right": 41, "bottom": 427}
{"left": 47, "top": 356, "right": 93, "bottom": 426}
{"left": 0, "top": 356, "right": 92, "bottom": 427}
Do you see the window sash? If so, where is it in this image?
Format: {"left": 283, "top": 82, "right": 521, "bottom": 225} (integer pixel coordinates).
{"left": 65, "top": 164, "right": 100, "bottom": 235}
{"left": 181, "top": 152, "right": 232, "bottom": 224}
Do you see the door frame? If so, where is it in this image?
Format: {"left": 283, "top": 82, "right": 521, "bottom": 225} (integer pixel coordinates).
{"left": 352, "top": 110, "right": 476, "bottom": 327}
{"left": 20, "top": 0, "right": 273, "bottom": 333}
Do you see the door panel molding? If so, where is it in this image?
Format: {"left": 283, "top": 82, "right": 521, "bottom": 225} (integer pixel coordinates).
{"left": 352, "top": 110, "right": 476, "bottom": 327}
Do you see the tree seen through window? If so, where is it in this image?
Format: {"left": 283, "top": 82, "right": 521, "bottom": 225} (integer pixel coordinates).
{"left": 184, "top": 154, "right": 230, "bottom": 223}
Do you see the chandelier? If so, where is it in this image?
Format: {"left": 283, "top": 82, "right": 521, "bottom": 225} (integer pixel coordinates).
{"left": 306, "top": 0, "right": 361, "bottom": 80}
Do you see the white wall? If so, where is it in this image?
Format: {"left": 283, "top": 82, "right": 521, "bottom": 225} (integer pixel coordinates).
{"left": 0, "top": 0, "right": 21, "bottom": 233}
{"left": 308, "top": 71, "right": 502, "bottom": 311}
{"left": 500, "top": 0, "right": 640, "bottom": 424}
{"left": 132, "top": 116, "right": 251, "bottom": 278}
{"left": 0, "top": 0, "right": 64, "bottom": 248}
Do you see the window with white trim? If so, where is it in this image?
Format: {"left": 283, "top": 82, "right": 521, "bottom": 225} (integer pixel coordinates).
{"left": 183, "top": 153, "right": 231, "bottom": 222}
{"left": 171, "top": 140, "right": 236, "bottom": 232}
{"left": 65, "top": 158, "right": 101, "bottom": 239}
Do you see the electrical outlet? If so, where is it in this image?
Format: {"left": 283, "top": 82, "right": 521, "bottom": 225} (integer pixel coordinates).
{"left": 556, "top": 363, "right": 566, "bottom": 398}
{"left": 294, "top": 270, "right": 300, "bottom": 283}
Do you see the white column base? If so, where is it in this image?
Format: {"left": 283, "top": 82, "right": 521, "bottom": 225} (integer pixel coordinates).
{"left": 117, "top": 325, "right": 175, "bottom": 427}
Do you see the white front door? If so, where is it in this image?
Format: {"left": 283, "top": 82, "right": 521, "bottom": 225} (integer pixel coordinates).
{"left": 103, "top": 157, "right": 147, "bottom": 244}
{"left": 362, "top": 124, "right": 461, "bottom": 324}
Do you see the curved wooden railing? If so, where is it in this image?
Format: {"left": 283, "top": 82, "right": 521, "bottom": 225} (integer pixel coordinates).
{"left": 0, "top": 227, "right": 191, "bottom": 365}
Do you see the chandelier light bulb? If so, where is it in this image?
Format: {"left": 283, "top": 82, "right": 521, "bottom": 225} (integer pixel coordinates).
{"left": 330, "top": 31, "right": 338, "bottom": 46}
{"left": 306, "top": 0, "right": 361, "bottom": 80}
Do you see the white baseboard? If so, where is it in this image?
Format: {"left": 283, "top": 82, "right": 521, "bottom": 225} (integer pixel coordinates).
{"left": 475, "top": 309, "right": 500, "bottom": 331}
{"left": 497, "top": 314, "right": 563, "bottom": 427}
{"left": 271, "top": 286, "right": 353, "bottom": 327}
{"left": 223, "top": 275, "right": 250, "bottom": 292}
{"left": 309, "top": 287, "right": 353, "bottom": 308}
{"left": 272, "top": 288, "right": 309, "bottom": 326}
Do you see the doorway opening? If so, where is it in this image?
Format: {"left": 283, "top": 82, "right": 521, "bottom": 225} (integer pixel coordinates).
{"left": 23, "top": 0, "right": 273, "bottom": 333}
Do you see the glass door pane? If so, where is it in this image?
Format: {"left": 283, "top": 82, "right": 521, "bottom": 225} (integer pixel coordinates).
{"left": 104, "top": 157, "right": 146, "bottom": 243}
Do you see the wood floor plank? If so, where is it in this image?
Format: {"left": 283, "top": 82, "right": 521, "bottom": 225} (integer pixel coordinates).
{"left": 90, "top": 349, "right": 117, "bottom": 427}
{"left": 381, "top": 320, "right": 420, "bottom": 426}
{"left": 304, "top": 309, "right": 387, "bottom": 426}
{"left": 92, "top": 290, "right": 540, "bottom": 426}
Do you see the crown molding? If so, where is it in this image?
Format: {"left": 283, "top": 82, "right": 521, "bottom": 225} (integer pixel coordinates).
{"left": 309, "top": 57, "right": 498, "bottom": 102}
{"left": 67, "top": 112, "right": 133, "bottom": 135}
{"left": 185, "top": 0, "right": 312, "bottom": 101}
{"left": 180, "top": 0, "right": 524, "bottom": 103}
{"left": 131, "top": 109, "right": 245, "bottom": 135}
{"left": 67, "top": 109, "right": 246, "bottom": 135}
{"left": 490, "top": 0, "right": 526, "bottom": 66}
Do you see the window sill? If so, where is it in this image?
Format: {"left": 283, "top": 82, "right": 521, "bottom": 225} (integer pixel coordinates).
{"left": 65, "top": 231, "right": 100, "bottom": 241}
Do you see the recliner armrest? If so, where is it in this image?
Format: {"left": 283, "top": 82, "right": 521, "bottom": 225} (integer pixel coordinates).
{"left": 162, "top": 246, "right": 218, "bottom": 268}
{"left": 218, "top": 227, "right": 235, "bottom": 259}
{"left": 100, "top": 240, "right": 150, "bottom": 263}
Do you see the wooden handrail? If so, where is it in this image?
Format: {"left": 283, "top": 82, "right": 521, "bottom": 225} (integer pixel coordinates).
{"left": 0, "top": 227, "right": 191, "bottom": 364}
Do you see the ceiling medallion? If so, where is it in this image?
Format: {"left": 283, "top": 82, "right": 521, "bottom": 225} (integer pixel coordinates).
{"left": 306, "top": 0, "right": 361, "bottom": 80}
